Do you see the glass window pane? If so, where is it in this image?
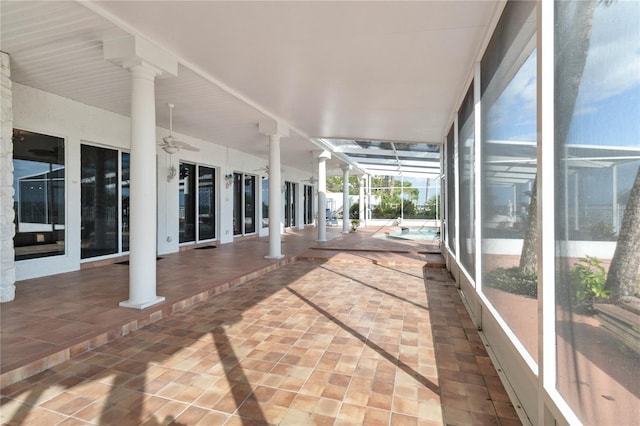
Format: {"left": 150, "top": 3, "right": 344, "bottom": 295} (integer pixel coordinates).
{"left": 81, "top": 145, "right": 119, "bottom": 259}
{"left": 244, "top": 175, "right": 256, "bottom": 234}
{"left": 179, "top": 163, "right": 196, "bottom": 243}
{"left": 555, "top": 1, "right": 640, "bottom": 424}
{"left": 446, "top": 126, "right": 456, "bottom": 254}
{"left": 481, "top": 49, "right": 538, "bottom": 362}
{"left": 291, "top": 182, "right": 296, "bottom": 227}
{"left": 13, "top": 129, "right": 65, "bottom": 260}
{"left": 458, "top": 84, "right": 476, "bottom": 279}
{"left": 198, "top": 166, "right": 215, "bottom": 240}
{"left": 262, "top": 177, "right": 269, "bottom": 229}
{"left": 284, "top": 181, "right": 296, "bottom": 228}
{"left": 233, "top": 172, "right": 242, "bottom": 235}
{"left": 284, "top": 181, "right": 291, "bottom": 227}
{"left": 121, "top": 153, "right": 130, "bottom": 252}
{"left": 304, "top": 184, "right": 313, "bottom": 225}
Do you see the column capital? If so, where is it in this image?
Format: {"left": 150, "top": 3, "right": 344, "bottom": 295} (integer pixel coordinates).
{"left": 315, "top": 150, "right": 332, "bottom": 161}
{"left": 259, "top": 120, "right": 289, "bottom": 137}
{"left": 103, "top": 35, "right": 178, "bottom": 77}
{"left": 340, "top": 164, "right": 352, "bottom": 172}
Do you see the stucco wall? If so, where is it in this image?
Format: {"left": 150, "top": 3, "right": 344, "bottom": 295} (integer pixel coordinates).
{"left": 11, "top": 83, "right": 312, "bottom": 280}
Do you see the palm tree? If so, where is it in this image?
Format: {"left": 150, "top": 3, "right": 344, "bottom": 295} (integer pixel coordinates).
{"left": 605, "top": 168, "right": 640, "bottom": 300}
{"left": 554, "top": 0, "right": 639, "bottom": 301}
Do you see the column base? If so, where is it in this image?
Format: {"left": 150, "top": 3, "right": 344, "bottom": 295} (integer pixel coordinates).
{"left": 119, "top": 296, "right": 165, "bottom": 310}
{"left": 316, "top": 239, "right": 327, "bottom": 243}
{"left": 265, "top": 254, "right": 285, "bottom": 260}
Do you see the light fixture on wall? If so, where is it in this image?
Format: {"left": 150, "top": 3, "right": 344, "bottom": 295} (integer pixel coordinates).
{"left": 225, "top": 173, "right": 234, "bottom": 188}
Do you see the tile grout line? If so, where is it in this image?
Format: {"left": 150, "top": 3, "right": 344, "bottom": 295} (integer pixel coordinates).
{"left": 0, "top": 257, "right": 299, "bottom": 390}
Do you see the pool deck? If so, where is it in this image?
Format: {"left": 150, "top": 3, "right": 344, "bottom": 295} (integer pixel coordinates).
{"left": 0, "top": 225, "right": 521, "bottom": 425}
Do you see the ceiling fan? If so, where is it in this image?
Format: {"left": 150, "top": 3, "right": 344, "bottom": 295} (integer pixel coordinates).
{"left": 253, "top": 164, "right": 284, "bottom": 175}
{"left": 159, "top": 103, "right": 200, "bottom": 154}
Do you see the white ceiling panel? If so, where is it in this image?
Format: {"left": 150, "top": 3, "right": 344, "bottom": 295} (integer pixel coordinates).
{"left": 2, "top": 0, "right": 502, "bottom": 176}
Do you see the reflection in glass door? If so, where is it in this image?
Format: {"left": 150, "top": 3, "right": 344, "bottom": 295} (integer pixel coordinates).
{"left": 233, "top": 172, "right": 257, "bottom": 236}
{"left": 121, "top": 153, "right": 130, "bottom": 252}
{"left": 179, "top": 163, "right": 196, "bottom": 243}
{"left": 81, "top": 145, "right": 118, "bottom": 259}
{"left": 244, "top": 174, "right": 256, "bottom": 234}
{"left": 13, "top": 129, "right": 66, "bottom": 260}
{"left": 233, "top": 173, "right": 242, "bottom": 235}
{"left": 180, "top": 163, "right": 216, "bottom": 243}
{"left": 284, "top": 181, "right": 297, "bottom": 228}
{"left": 262, "top": 177, "right": 269, "bottom": 229}
{"left": 304, "top": 184, "right": 313, "bottom": 225}
{"left": 198, "top": 166, "right": 215, "bottom": 240}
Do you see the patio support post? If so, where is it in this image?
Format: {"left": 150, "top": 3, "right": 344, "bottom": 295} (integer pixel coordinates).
{"left": 259, "top": 121, "right": 288, "bottom": 259}
{"left": 268, "top": 135, "right": 283, "bottom": 258}
{"left": 359, "top": 175, "right": 365, "bottom": 227}
{"left": 341, "top": 164, "right": 351, "bottom": 233}
{"left": 103, "top": 35, "right": 177, "bottom": 309}
{"left": 612, "top": 163, "right": 618, "bottom": 232}
{"left": 121, "top": 64, "right": 166, "bottom": 309}
{"left": 367, "top": 174, "right": 372, "bottom": 221}
{"left": 317, "top": 150, "right": 331, "bottom": 242}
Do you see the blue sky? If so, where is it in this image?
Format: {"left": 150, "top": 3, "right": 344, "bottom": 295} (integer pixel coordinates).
{"left": 567, "top": 0, "right": 640, "bottom": 148}
{"left": 485, "top": 0, "right": 639, "bottom": 149}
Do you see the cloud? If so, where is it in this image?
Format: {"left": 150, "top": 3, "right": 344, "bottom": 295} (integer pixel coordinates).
{"left": 575, "top": 1, "right": 640, "bottom": 107}
{"left": 485, "top": 51, "right": 537, "bottom": 141}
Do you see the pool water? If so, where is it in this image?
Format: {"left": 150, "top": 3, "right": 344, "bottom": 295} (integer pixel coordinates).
{"left": 376, "top": 227, "right": 440, "bottom": 241}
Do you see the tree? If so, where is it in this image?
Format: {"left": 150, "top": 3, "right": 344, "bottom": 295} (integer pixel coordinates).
{"left": 519, "top": 176, "right": 538, "bottom": 274}
{"left": 326, "top": 176, "right": 359, "bottom": 195}
{"left": 326, "top": 177, "right": 343, "bottom": 193}
{"left": 519, "top": 0, "right": 597, "bottom": 275}
{"left": 424, "top": 195, "right": 441, "bottom": 219}
{"left": 554, "top": 0, "right": 639, "bottom": 301}
{"left": 605, "top": 167, "right": 640, "bottom": 300}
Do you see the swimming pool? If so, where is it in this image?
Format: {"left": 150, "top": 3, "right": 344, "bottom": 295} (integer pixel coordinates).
{"left": 376, "top": 227, "right": 440, "bottom": 241}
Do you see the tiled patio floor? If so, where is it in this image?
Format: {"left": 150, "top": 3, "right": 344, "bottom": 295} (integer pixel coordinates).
{"left": 0, "top": 226, "right": 520, "bottom": 425}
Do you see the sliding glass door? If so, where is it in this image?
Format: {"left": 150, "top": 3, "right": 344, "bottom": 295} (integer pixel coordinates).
{"left": 233, "top": 172, "right": 257, "bottom": 236}
{"left": 179, "top": 163, "right": 196, "bottom": 243}
{"left": 180, "top": 162, "right": 216, "bottom": 243}
{"left": 81, "top": 145, "right": 119, "bottom": 258}
{"left": 284, "top": 181, "right": 297, "bottom": 228}
{"left": 198, "top": 166, "right": 215, "bottom": 240}
{"left": 304, "top": 184, "right": 313, "bottom": 225}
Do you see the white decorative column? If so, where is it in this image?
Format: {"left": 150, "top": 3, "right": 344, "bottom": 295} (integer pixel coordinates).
{"left": 359, "top": 175, "right": 365, "bottom": 227}
{"left": 317, "top": 151, "right": 331, "bottom": 242}
{"left": 122, "top": 64, "right": 165, "bottom": 308}
{"left": 366, "top": 175, "right": 371, "bottom": 222}
{"left": 259, "top": 121, "right": 289, "bottom": 259}
{"left": 0, "top": 52, "right": 15, "bottom": 302}
{"left": 104, "top": 35, "right": 177, "bottom": 309}
{"left": 297, "top": 183, "right": 305, "bottom": 230}
{"left": 341, "top": 164, "right": 351, "bottom": 233}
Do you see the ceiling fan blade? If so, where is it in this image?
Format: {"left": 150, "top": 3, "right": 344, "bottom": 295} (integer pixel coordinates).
{"left": 162, "top": 136, "right": 176, "bottom": 145}
{"left": 180, "top": 144, "right": 200, "bottom": 152}
{"left": 175, "top": 140, "right": 200, "bottom": 152}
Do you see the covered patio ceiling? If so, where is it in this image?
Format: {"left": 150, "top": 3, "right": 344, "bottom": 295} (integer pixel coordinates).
{"left": 1, "top": 0, "right": 502, "bottom": 177}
